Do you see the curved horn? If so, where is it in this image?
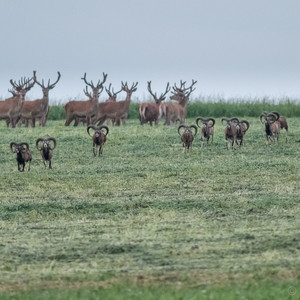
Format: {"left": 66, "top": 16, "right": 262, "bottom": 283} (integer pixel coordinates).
{"left": 20, "top": 142, "right": 29, "bottom": 150}
{"left": 36, "top": 138, "right": 45, "bottom": 150}
{"left": 196, "top": 117, "right": 205, "bottom": 127}
{"left": 87, "top": 125, "right": 97, "bottom": 137}
{"left": 190, "top": 125, "right": 198, "bottom": 136}
{"left": 10, "top": 142, "right": 17, "bottom": 153}
{"left": 267, "top": 112, "right": 279, "bottom": 120}
{"left": 230, "top": 117, "right": 239, "bottom": 123}
{"left": 221, "top": 118, "right": 229, "bottom": 124}
{"left": 240, "top": 120, "right": 250, "bottom": 132}
{"left": 260, "top": 113, "right": 266, "bottom": 123}
{"left": 271, "top": 111, "right": 280, "bottom": 119}
{"left": 99, "top": 125, "right": 109, "bottom": 135}
{"left": 47, "top": 137, "right": 56, "bottom": 150}
{"left": 178, "top": 125, "right": 186, "bottom": 136}
{"left": 208, "top": 118, "right": 215, "bottom": 127}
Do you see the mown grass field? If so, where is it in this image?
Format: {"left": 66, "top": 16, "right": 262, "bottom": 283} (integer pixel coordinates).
{"left": 0, "top": 116, "right": 299, "bottom": 299}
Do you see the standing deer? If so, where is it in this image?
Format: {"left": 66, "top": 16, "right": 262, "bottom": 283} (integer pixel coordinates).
{"left": 64, "top": 72, "right": 107, "bottom": 126}
{"left": 104, "top": 83, "right": 123, "bottom": 126}
{"left": 93, "top": 81, "right": 138, "bottom": 126}
{"left": 159, "top": 80, "right": 197, "bottom": 125}
{"left": 77, "top": 84, "right": 123, "bottom": 126}
{"left": 18, "top": 71, "right": 61, "bottom": 127}
{"left": 0, "top": 76, "right": 35, "bottom": 127}
{"left": 139, "top": 81, "right": 170, "bottom": 126}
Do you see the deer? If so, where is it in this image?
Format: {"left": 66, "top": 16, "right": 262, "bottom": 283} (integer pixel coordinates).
{"left": 75, "top": 84, "right": 123, "bottom": 126}
{"left": 139, "top": 81, "right": 170, "bottom": 126}
{"left": 93, "top": 81, "right": 138, "bottom": 126}
{"left": 103, "top": 83, "right": 123, "bottom": 126}
{"left": 159, "top": 80, "right": 197, "bottom": 125}
{"left": 17, "top": 71, "right": 61, "bottom": 127}
{"left": 64, "top": 72, "right": 107, "bottom": 126}
{"left": 0, "top": 76, "right": 35, "bottom": 127}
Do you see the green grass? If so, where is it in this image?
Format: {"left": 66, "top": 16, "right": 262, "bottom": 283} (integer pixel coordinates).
{"left": 0, "top": 117, "right": 299, "bottom": 298}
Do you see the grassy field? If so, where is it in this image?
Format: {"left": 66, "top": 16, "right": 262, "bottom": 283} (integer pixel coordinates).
{"left": 0, "top": 117, "right": 299, "bottom": 299}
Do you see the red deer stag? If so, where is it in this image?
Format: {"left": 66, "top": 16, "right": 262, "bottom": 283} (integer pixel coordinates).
{"left": 18, "top": 71, "right": 61, "bottom": 127}
{"left": 139, "top": 81, "right": 170, "bottom": 126}
{"left": 93, "top": 81, "right": 138, "bottom": 126}
{"left": 76, "top": 84, "right": 123, "bottom": 126}
{"left": 64, "top": 72, "right": 107, "bottom": 126}
{"left": 159, "top": 80, "right": 197, "bottom": 125}
{"left": 0, "top": 76, "right": 35, "bottom": 127}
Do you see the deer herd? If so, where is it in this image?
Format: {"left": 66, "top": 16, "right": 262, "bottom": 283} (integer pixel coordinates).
{"left": 0, "top": 71, "right": 290, "bottom": 170}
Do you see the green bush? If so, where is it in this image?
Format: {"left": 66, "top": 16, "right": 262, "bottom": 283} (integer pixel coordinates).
{"left": 48, "top": 99, "right": 300, "bottom": 120}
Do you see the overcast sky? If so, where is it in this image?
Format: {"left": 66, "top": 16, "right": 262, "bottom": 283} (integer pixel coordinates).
{"left": 1, "top": 0, "right": 300, "bottom": 103}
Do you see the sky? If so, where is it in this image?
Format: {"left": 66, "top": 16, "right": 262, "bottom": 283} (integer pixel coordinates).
{"left": 0, "top": 0, "right": 300, "bottom": 103}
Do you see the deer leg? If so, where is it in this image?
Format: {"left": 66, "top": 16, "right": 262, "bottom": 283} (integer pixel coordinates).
{"left": 43, "top": 160, "right": 47, "bottom": 168}
{"left": 49, "top": 160, "right": 52, "bottom": 169}
{"left": 65, "top": 116, "right": 74, "bottom": 126}
{"left": 73, "top": 117, "right": 80, "bottom": 126}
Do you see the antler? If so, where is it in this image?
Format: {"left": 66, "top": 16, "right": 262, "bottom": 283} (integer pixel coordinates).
{"left": 122, "top": 81, "right": 138, "bottom": 92}
{"left": 147, "top": 81, "right": 157, "bottom": 100}
{"left": 81, "top": 72, "right": 108, "bottom": 90}
{"left": 10, "top": 76, "right": 33, "bottom": 91}
{"left": 8, "top": 88, "right": 18, "bottom": 97}
{"left": 105, "top": 83, "right": 122, "bottom": 98}
{"left": 83, "top": 86, "right": 93, "bottom": 99}
{"left": 34, "top": 71, "right": 61, "bottom": 89}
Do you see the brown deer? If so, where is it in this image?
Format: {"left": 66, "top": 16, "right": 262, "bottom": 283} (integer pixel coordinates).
{"left": 0, "top": 76, "right": 35, "bottom": 127}
{"left": 93, "top": 81, "right": 138, "bottom": 126}
{"left": 76, "top": 84, "right": 123, "bottom": 126}
{"left": 104, "top": 83, "right": 123, "bottom": 126}
{"left": 17, "top": 71, "right": 61, "bottom": 127}
{"left": 159, "top": 80, "right": 197, "bottom": 125}
{"left": 64, "top": 72, "right": 107, "bottom": 126}
{"left": 139, "top": 81, "right": 170, "bottom": 126}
